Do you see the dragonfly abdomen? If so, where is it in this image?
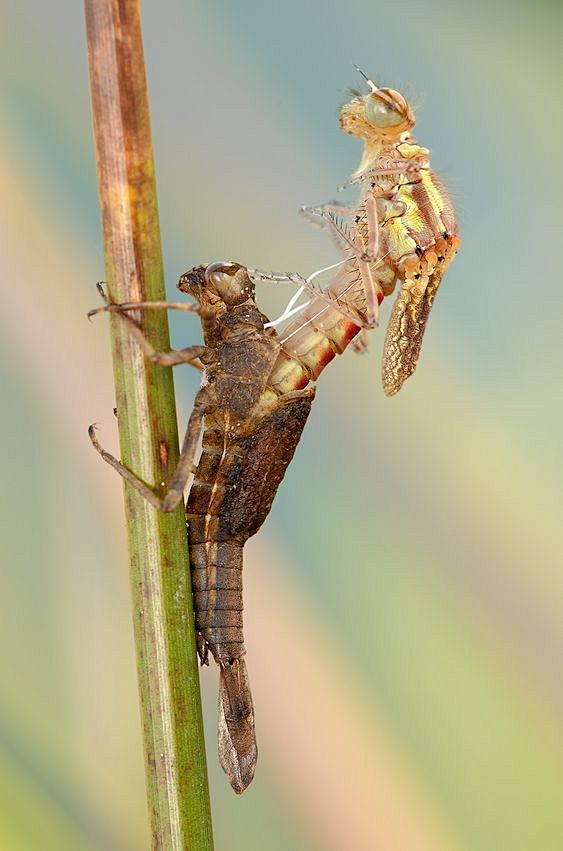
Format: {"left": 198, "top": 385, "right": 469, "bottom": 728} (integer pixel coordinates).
{"left": 189, "top": 533, "right": 246, "bottom": 664}
{"left": 269, "top": 273, "right": 368, "bottom": 394}
{"left": 187, "top": 443, "right": 247, "bottom": 665}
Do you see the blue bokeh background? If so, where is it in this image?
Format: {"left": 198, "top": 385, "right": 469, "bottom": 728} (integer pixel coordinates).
{"left": 1, "top": 1, "right": 562, "bottom": 848}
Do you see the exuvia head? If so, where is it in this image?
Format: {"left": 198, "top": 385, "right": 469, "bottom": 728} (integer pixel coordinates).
{"left": 340, "top": 67, "right": 415, "bottom": 140}
{"left": 178, "top": 264, "right": 210, "bottom": 300}
{"left": 179, "top": 261, "right": 255, "bottom": 307}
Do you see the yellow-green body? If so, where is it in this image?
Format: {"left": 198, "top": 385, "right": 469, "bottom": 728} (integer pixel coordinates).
{"left": 270, "top": 81, "right": 459, "bottom": 396}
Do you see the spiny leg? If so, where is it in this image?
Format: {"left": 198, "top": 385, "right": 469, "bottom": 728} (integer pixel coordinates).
{"left": 88, "top": 299, "right": 204, "bottom": 319}
{"left": 351, "top": 329, "right": 369, "bottom": 354}
{"left": 300, "top": 202, "right": 354, "bottom": 256}
{"left": 322, "top": 193, "right": 379, "bottom": 263}
{"left": 90, "top": 285, "right": 206, "bottom": 369}
{"left": 318, "top": 199, "right": 380, "bottom": 326}
{"left": 88, "top": 281, "right": 208, "bottom": 319}
{"left": 250, "top": 193, "right": 382, "bottom": 329}
{"left": 338, "top": 160, "right": 424, "bottom": 191}
{"left": 356, "top": 255, "right": 380, "bottom": 328}
{"left": 300, "top": 201, "right": 353, "bottom": 221}
{"left": 109, "top": 313, "right": 205, "bottom": 369}
{"left": 89, "top": 386, "right": 212, "bottom": 512}
{"left": 323, "top": 193, "right": 381, "bottom": 326}
{"left": 363, "top": 191, "right": 379, "bottom": 261}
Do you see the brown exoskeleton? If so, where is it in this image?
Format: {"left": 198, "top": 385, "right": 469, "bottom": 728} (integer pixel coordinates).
{"left": 89, "top": 263, "right": 315, "bottom": 793}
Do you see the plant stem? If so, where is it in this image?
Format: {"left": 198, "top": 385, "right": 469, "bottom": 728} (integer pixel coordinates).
{"left": 84, "top": 1, "right": 214, "bottom": 848}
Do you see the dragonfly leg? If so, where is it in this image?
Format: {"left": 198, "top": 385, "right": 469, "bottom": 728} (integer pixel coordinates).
{"left": 319, "top": 194, "right": 379, "bottom": 263}
{"left": 89, "top": 386, "right": 212, "bottom": 512}
{"left": 361, "top": 192, "right": 379, "bottom": 262}
{"left": 248, "top": 268, "right": 306, "bottom": 287}
{"left": 300, "top": 202, "right": 355, "bottom": 257}
{"left": 355, "top": 196, "right": 380, "bottom": 326}
{"left": 119, "top": 315, "right": 205, "bottom": 369}
{"left": 90, "top": 284, "right": 206, "bottom": 369}
{"left": 277, "top": 386, "right": 316, "bottom": 404}
{"left": 252, "top": 197, "right": 382, "bottom": 329}
{"left": 321, "top": 197, "right": 380, "bottom": 326}
{"left": 351, "top": 329, "right": 369, "bottom": 354}
{"left": 338, "top": 160, "right": 423, "bottom": 191}
{"left": 300, "top": 202, "right": 353, "bottom": 229}
{"left": 88, "top": 282, "right": 210, "bottom": 319}
{"left": 355, "top": 255, "right": 379, "bottom": 327}
{"left": 88, "top": 299, "right": 203, "bottom": 319}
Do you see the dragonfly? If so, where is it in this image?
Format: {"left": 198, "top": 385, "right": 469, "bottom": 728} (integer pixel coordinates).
{"left": 256, "top": 67, "right": 459, "bottom": 395}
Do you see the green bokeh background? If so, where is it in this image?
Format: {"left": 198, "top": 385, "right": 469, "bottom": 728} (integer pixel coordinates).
{"left": 2, "top": 1, "right": 562, "bottom": 849}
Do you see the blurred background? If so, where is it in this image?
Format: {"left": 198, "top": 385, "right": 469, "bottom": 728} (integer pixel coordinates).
{"left": 2, "top": 0, "right": 562, "bottom": 848}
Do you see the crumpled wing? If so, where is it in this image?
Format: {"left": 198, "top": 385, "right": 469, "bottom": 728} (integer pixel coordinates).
{"left": 381, "top": 264, "right": 445, "bottom": 396}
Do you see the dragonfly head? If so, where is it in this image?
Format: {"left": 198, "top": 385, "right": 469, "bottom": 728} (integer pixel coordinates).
{"left": 340, "top": 84, "right": 415, "bottom": 142}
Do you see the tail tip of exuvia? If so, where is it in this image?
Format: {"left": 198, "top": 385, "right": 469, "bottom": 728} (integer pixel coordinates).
{"left": 218, "top": 659, "right": 258, "bottom": 793}
{"left": 226, "top": 753, "right": 257, "bottom": 794}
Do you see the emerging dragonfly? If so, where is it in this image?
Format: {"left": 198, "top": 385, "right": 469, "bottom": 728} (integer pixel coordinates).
{"left": 88, "top": 235, "right": 379, "bottom": 792}
{"left": 89, "top": 72, "right": 459, "bottom": 793}
{"left": 257, "top": 67, "right": 459, "bottom": 395}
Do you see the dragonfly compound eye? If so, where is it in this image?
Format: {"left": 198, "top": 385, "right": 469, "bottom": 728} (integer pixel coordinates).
{"left": 365, "top": 92, "right": 407, "bottom": 129}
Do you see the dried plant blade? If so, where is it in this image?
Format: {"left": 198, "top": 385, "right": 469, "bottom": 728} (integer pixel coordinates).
{"left": 84, "top": 0, "right": 214, "bottom": 847}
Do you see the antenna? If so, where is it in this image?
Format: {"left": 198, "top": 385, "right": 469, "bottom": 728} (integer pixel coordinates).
{"left": 353, "top": 63, "right": 378, "bottom": 93}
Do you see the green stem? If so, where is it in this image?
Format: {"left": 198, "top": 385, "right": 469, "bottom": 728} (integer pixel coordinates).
{"left": 84, "top": 1, "right": 214, "bottom": 848}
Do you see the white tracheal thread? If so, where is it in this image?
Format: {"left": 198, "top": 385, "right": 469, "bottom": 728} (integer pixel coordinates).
{"left": 263, "top": 258, "right": 350, "bottom": 329}
{"left": 279, "top": 247, "right": 394, "bottom": 346}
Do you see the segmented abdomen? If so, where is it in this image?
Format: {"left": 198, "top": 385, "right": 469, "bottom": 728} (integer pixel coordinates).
{"left": 269, "top": 266, "right": 374, "bottom": 394}
{"left": 186, "top": 391, "right": 314, "bottom": 665}
{"left": 189, "top": 530, "right": 245, "bottom": 665}
{"left": 187, "top": 433, "right": 248, "bottom": 665}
